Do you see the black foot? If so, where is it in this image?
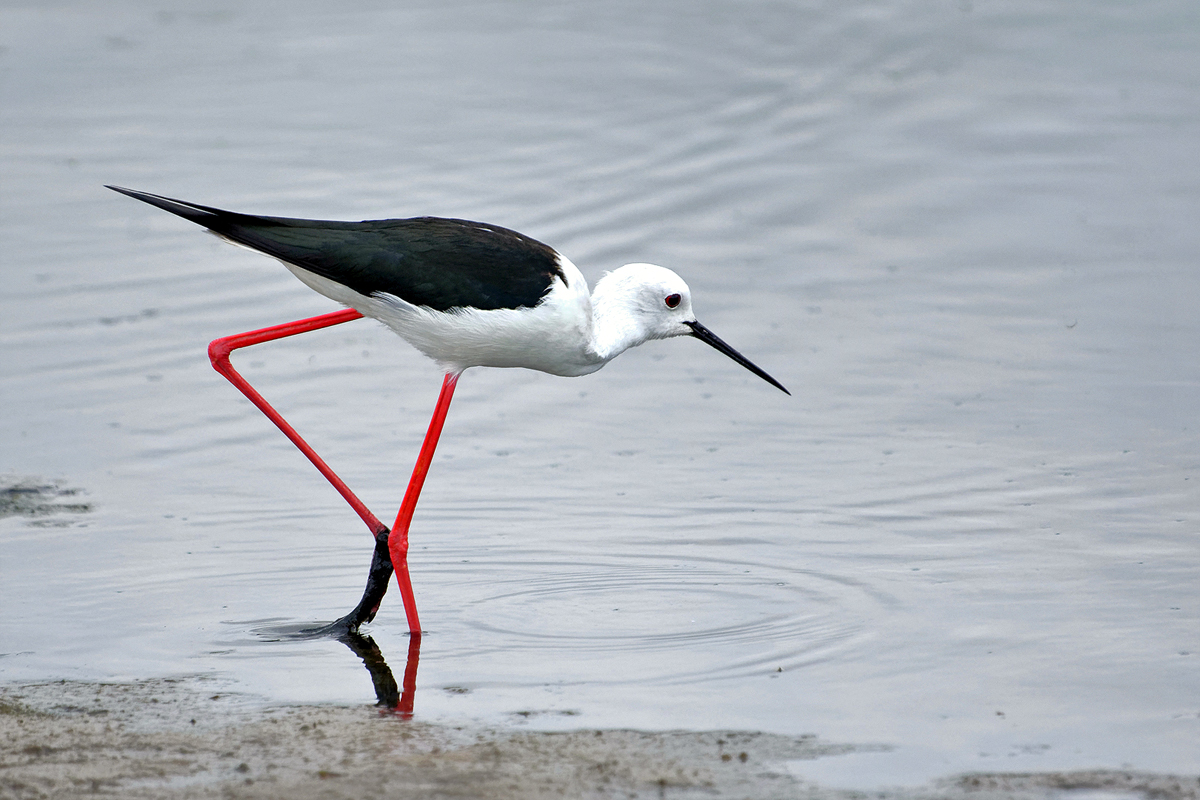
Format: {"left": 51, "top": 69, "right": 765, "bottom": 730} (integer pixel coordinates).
{"left": 304, "top": 527, "right": 393, "bottom": 637}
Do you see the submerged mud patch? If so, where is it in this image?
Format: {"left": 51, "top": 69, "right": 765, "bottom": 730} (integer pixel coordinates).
{"left": 0, "top": 477, "right": 91, "bottom": 526}
{"left": 1, "top": 680, "right": 1195, "bottom": 800}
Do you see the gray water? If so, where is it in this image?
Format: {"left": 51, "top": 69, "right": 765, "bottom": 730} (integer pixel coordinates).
{"left": 1, "top": 0, "right": 1197, "bottom": 788}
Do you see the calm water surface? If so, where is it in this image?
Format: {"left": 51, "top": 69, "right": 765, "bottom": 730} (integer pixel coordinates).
{"left": 2, "top": 0, "right": 1197, "bottom": 787}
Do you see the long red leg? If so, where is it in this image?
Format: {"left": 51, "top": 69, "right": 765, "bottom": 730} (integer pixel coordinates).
{"left": 388, "top": 372, "right": 460, "bottom": 634}
{"left": 209, "top": 309, "right": 424, "bottom": 634}
{"left": 208, "top": 310, "right": 459, "bottom": 635}
{"left": 207, "top": 309, "right": 388, "bottom": 536}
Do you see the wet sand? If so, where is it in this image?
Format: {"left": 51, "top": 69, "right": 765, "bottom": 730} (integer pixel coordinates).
{"left": 2, "top": 680, "right": 1196, "bottom": 800}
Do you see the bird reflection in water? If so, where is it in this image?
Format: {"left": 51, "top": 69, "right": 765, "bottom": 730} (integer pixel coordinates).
{"left": 338, "top": 629, "right": 421, "bottom": 717}
{"left": 264, "top": 602, "right": 421, "bottom": 715}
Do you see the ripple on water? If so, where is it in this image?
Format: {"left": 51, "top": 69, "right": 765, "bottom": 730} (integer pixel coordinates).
{"left": 203, "top": 548, "right": 894, "bottom": 691}
{"left": 434, "top": 552, "right": 894, "bottom": 685}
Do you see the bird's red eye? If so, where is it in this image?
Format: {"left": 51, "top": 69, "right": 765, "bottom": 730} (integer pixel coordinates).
{"left": 665, "top": 293, "right": 682, "bottom": 309}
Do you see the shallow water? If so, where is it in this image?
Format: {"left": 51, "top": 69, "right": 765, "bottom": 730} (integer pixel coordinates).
{"left": 1, "top": 0, "right": 1197, "bottom": 788}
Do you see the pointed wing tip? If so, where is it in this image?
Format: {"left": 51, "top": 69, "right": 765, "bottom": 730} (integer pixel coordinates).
{"left": 105, "top": 185, "right": 161, "bottom": 203}
{"left": 104, "top": 186, "right": 223, "bottom": 226}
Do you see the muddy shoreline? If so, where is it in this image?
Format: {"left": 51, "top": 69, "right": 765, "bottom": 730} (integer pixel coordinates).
{"left": 2, "top": 679, "right": 1196, "bottom": 800}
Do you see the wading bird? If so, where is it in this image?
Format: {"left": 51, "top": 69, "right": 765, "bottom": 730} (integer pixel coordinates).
{"left": 108, "top": 186, "right": 788, "bottom": 635}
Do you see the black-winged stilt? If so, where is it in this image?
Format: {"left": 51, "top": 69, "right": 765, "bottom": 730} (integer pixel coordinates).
{"left": 109, "top": 185, "right": 789, "bottom": 635}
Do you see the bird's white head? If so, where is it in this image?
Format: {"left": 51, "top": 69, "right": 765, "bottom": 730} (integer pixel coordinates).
{"left": 590, "top": 263, "right": 696, "bottom": 352}
{"left": 588, "top": 262, "right": 790, "bottom": 394}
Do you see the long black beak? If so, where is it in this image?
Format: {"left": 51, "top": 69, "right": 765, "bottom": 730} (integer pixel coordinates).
{"left": 684, "top": 320, "right": 790, "bottom": 395}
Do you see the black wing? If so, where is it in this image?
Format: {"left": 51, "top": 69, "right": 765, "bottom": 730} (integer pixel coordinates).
{"left": 107, "top": 186, "right": 565, "bottom": 311}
